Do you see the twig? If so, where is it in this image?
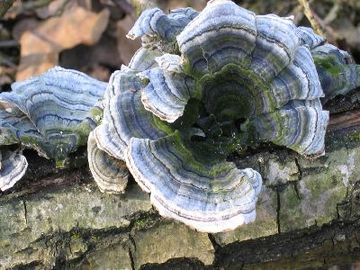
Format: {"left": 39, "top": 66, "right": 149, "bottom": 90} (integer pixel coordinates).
{"left": 0, "top": 40, "right": 19, "bottom": 48}
{"left": 291, "top": 4, "right": 305, "bottom": 25}
{"left": 0, "top": 52, "right": 16, "bottom": 68}
{"left": 0, "top": 0, "right": 16, "bottom": 18}
{"left": 297, "top": 0, "right": 325, "bottom": 36}
{"left": 312, "top": 11, "right": 339, "bottom": 42}
{"left": 323, "top": 2, "right": 340, "bottom": 25}
{"left": 111, "top": 0, "right": 134, "bottom": 15}
{"left": 21, "top": 0, "right": 54, "bottom": 11}
{"left": 328, "top": 109, "right": 360, "bottom": 131}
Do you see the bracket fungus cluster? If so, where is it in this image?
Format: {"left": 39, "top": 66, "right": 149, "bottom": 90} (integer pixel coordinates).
{"left": 87, "top": 0, "right": 360, "bottom": 232}
{"left": 0, "top": 67, "right": 107, "bottom": 191}
{"left": 1, "top": 0, "right": 360, "bottom": 233}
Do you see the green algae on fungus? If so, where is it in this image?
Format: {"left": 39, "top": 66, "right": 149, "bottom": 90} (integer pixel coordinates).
{"left": 87, "top": 0, "right": 360, "bottom": 233}
{"left": 312, "top": 44, "right": 360, "bottom": 101}
{"left": 0, "top": 67, "right": 107, "bottom": 190}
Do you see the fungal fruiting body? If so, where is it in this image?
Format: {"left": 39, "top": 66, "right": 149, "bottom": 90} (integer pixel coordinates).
{"left": 88, "top": 0, "right": 360, "bottom": 233}
{"left": 88, "top": 131, "right": 129, "bottom": 194}
{"left": 1, "top": 0, "right": 359, "bottom": 233}
{"left": 0, "top": 149, "right": 28, "bottom": 191}
{"left": 0, "top": 67, "right": 107, "bottom": 191}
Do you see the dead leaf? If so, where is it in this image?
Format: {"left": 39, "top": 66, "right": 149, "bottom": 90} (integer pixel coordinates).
{"left": 16, "top": 6, "right": 110, "bottom": 81}
{"left": 12, "top": 18, "right": 40, "bottom": 41}
{"left": 35, "top": 0, "right": 70, "bottom": 19}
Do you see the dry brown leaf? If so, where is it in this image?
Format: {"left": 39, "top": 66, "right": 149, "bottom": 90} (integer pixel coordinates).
{"left": 12, "top": 18, "right": 40, "bottom": 41}
{"left": 35, "top": 0, "right": 71, "bottom": 19}
{"left": 16, "top": 6, "right": 110, "bottom": 81}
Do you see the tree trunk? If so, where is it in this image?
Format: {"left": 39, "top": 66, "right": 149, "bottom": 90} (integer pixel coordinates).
{"left": 1, "top": 106, "right": 360, "bottom": 269}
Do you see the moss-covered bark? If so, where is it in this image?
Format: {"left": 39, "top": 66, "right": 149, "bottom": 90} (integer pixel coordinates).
{"left": 1, "top": 120, "right": 360, "bottom": 269}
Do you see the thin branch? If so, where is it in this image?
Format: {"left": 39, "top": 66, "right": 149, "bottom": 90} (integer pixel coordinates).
{"left": 0, "top": 40, "right": 19, "bottom": 48}
{"left": 297, "top": 0, "right": 325, "bottom": 36}
{"left": 111, "top": 0, "right": 134, "bottom": 15}
{"left": 21, "top": 0, "right": 54, "bottom": 11}
{"left": 328, "top": 109, "right": 360, "bottom": 131}
{"left": 323, "top": 2, "right": 340, "bottom": 25}
{"left": 312, "top": 11, "right": 339, "bottom": 42}
{"left": 0, "top": 52, "right": 16, "bottom": 68}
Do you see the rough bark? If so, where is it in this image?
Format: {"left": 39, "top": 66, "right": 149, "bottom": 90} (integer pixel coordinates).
{"left": 1, "top": 104, "right": 360, "bottom": 269}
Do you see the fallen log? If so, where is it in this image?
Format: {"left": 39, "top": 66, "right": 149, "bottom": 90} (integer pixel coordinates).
{"left": 1, "top": 107, "right": 360, "bottom": 269}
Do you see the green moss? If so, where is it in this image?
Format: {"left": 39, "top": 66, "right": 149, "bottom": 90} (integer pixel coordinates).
{"left": 164, "top": 131, "right": 231, "bottom": 177}
{"left": 314, "top": 56, "right": 343, "bottom": 77}
{"left": 56, "top": 159, "right": 66, "bottom": 169}
{"left": 279, "top": 184, "right": 304, "bottom": 232}
{"left": 304, "top": 171, "right": 343, "bottom": 200}
{"left": 76, "top": 123, "right": 93, "bottom": 145}
{"left": 280, "top": 167, "right": 348, "bottom": 232}
{"left": 348, "top": 132, "right": 360, "bottom": 142}
{"left": 171, "top": 132, "right": 209, "bottom": 171}
{"left": 172, "top": 98, "right": 200, "bottom": 130}
{"left": 89, "top": 106, "right": 103, "bottom": 125}
{"left": 152, "top": 115, "right": 174, "bottom": 135}
{"left": 134, "top": 219, "right": 148, "bottom": 229}
{"left": 282, "top": 185, "right": 301, "bottom": 213}
{"left": 182, "top": 56, "right": 204, "bottom": 79}
{"left": 70, "top": 231, "right": 82, "bottom": 240}
{"left": 133, "top": 215, "right": 157, "bottom": 231}
{"left": 0, "top": 131, "right": 18, "bottom": 145}
{"left": 19, "top": 134, "right": 40, "bottom": 145}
